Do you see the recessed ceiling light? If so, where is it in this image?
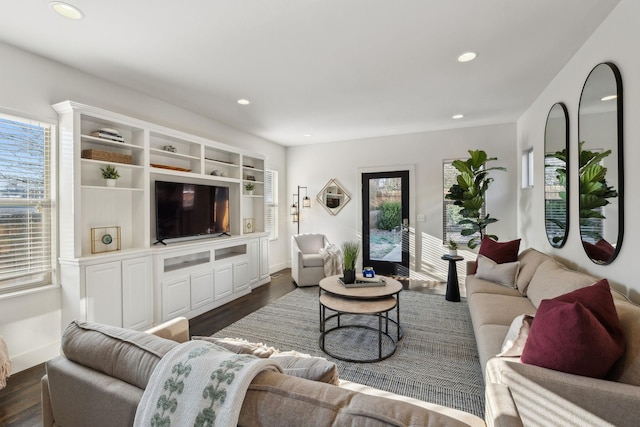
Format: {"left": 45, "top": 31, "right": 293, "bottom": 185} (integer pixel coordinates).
{"left": 50, "top": 2, "right": 84, "bottom": 20}
{"left": 303, "top": 134, "right": 312, "bottom": 137}
{"left": 457, "top": 52, "right": 477, "bottom": 63}
{"left": 452, "top": 114, "right": 464, "bottom": 119}
{"left": 601, "top": 95, "right": 617, "bottom": 101}
{"left": 237, "top": 99, "right": 250, "bottom": 105}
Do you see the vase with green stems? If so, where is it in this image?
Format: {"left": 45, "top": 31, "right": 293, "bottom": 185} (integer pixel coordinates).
{"left": 341, "top": 241, "right": 360, "bottom": 284}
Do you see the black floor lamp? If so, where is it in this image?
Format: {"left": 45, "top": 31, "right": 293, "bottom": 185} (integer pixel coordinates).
{"left": 291, "top": 185, "right": 311, "bottom": 234}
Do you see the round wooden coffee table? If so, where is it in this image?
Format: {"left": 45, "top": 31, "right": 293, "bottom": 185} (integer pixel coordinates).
{"left": 318, "top": 275, "right": 403, "bottom": 362}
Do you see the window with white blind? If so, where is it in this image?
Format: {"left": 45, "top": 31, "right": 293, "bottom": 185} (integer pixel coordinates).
{"left": 0, "top": 113, "right": 54, "bottom": 293}
{"left": 264, "top": 169, "right": 278, "bottom": 241}
{"left": 442, "top": 160, "right": 485, "bottom": 245}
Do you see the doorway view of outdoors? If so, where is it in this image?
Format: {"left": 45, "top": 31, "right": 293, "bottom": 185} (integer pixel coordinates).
{"left": 362, "top": 171, "right": 409, "bottom": 276}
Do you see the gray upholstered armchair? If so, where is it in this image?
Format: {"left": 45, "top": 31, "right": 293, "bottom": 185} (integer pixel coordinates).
{"left": 291, "top": 233, "right": 330, "bottom": 287}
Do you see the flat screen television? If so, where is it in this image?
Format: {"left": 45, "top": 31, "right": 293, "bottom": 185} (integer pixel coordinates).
{"left": 155, "top": 181, "right": 230, "bottom": 243}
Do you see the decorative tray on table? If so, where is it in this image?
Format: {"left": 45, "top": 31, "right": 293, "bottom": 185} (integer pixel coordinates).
{"left": 338, "top": 276, "right": 386, "bottom": 288}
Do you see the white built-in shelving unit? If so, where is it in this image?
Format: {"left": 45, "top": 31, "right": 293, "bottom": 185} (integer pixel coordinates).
{"left": 54, "top": 101, "right": 270, "bottom": 330}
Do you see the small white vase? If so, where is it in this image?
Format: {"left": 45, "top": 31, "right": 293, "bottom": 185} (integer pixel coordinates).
{"left": 449, "top": 249, "right": 457, "bottom": 257}
{"left": 105, "top": 179, "right": 117, "bottom": 187}
{"left": 246, "top": 190, "right": 253, "bottom": 195}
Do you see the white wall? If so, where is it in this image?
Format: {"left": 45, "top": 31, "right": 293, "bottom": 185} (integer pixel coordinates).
{"left": 287, "top": 124, "right": 518, "bottom": 280}
{"left": 517, "top": 0, "right": 640, "bottom": 301}
{"left": 0, "top": 41, "right": 288, "bottom": 373}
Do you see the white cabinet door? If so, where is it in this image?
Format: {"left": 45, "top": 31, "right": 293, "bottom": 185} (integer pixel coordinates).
{"left": 248, "top": 239, "right": 259, "bottom": 284}
{"left": 214, "top": 264, "right": 233, "bottom": 300}
{"left": 161, "top": 275, "right": 190, "bottom": 321}
{"left": 233, "top": 261, "right": 250, "bottom": 293}
{"left": 260, "top": 236, "right": 269, "bottom": 280}
{"left": 85, "top": 261, "right": 122, "bottom": 327}
{"left": 191, "top": 269, "right": 214, "bottom": 309}
{"left": 122, "top": 256, "right": 153, "bottom": 330}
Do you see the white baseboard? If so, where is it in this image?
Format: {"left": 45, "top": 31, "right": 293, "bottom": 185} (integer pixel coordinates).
{"left": 270, "top": 261, "right": 289, "bottom": 274}
{"left": 10, "top": 341, "right": 61, "bottom": 374}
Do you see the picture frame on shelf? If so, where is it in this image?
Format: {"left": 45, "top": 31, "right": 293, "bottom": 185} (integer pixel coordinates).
{"left": 243, "top": 218, "right": 255, "bottom": 234}
{"left": 91, "top": 226, "right": 121, "bottom": 254}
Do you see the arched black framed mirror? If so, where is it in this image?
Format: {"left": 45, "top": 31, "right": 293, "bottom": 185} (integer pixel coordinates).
{"left": 544, "top": 103, "right": 569, "bottom": 248}
{"left": 578, "top": 62, "right": 624, "bottom": 264}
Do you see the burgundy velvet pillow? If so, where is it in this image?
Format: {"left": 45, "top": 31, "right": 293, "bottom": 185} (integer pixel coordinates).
{"left": 521, "top": 279, "right": 625, "bottom": 378}
{"left": 478, "top": 237, "right": 521, "bottom": 264}
{"left": 582, "top": 240, "right": 615, "bottom": 263}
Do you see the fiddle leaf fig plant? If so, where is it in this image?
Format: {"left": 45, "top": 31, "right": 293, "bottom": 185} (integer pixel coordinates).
{"left": 445, "top": 150, "right": 506, "bottom": 249}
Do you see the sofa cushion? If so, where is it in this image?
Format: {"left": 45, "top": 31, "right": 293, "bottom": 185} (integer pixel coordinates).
{"left": 526, "top": 258, "right": 598, "bottom": 308}
{"left": 609, "top": 298, "right": 640, "bottom": 386}
{"left": 521, "top": 279, "right": 625, "bottom": 378}
{"left": 475, "top": 255, "right": 520, "bottom": 288}
{"left": 465, "top": 275, "right": 523, "bottom": 299}
{"left": 239, "top": 370, "right": 473, "bottom": 427}
{"left": 497, "top": 314, "right": 533, "bottom": 357}
{"left": 302, "top": 253, "right": 324, "bottom": 267}
{"left": 478, "top": 237, "right": 521, "bottom": 264}
{"left": 515, "top": 248, "right": 553, "bottom": 295}
{"left": 468, "top": 293, "right": 536, "bottom": 328}
{"left": 61, "top": 320, "right": 178, "bottom": 389}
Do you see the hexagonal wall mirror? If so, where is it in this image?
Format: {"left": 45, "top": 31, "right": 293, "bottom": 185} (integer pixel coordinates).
{"left": 316, "top": 178, "right": 351, "bottom": 215}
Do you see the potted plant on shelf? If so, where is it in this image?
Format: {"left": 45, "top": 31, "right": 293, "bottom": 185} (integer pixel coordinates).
{"left": 447, "top": 239, "right": 459, "bottom": 256}
{"left": 341, "top": 241, "right": 360, "bottom": 284}
{"left": 244, "top": 182, "right": 255, "bottom": 195}
{"left": 100, "top": 165, "right": 120, "bottom": 187}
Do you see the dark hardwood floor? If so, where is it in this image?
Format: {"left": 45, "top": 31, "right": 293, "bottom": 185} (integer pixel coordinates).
{"left": 0, "top": 268, "right": 448, "bottom": 426}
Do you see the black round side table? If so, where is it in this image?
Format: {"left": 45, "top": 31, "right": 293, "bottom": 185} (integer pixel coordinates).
{"left": 441, "top": 255, "right": 464, "bottom": 302}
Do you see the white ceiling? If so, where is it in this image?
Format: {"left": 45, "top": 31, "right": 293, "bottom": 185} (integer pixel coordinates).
{"left": 0, "top": 0, "right": 620, "bottom": 146}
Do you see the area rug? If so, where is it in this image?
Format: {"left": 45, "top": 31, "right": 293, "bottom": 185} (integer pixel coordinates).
{"left": 211, "top": 287, "right": 485, "bottom": 418}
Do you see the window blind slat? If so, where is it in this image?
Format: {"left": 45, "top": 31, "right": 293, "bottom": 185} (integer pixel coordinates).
{"left": 0, "top": 113, "right": 53, "bottom": 292}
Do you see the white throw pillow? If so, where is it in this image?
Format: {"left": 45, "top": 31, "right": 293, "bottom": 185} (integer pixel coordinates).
{"left": 497, "top": 314, "right": 534, "bottom": 357}
{"left": 476, "top": 254, "right": 520, "bottom": 288}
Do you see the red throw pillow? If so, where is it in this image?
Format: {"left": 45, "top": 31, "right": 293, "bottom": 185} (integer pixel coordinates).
{"left": 582, "top": 240, "right": 615, "bottom": 263}
{"left": 521, "top": 279, "right": 625, "bottom": 378}
{"left": 478, "top": 237, "right": 521, "bottom": 264}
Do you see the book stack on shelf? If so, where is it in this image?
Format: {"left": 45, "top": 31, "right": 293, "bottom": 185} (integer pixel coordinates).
{"left": 91, "top": 128, "right": 124, "bottom": 143}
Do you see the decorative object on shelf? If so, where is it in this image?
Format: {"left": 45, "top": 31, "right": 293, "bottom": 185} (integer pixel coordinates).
{"left": 162, "top": 145, "right": 177, "bottom": 153}
{"left": 100, "top": 164, "right": 120, "bottom": 187}
{"left": 82, "top": 149, "right": 132, "bottom": 165}
{"left": 445, "top": 150, "right": 506, "bottom": 249}
{"left": 243, "top": 218, "right": 255, "bottom": 234}
{"left": 244, "top": 182, "right": 255, "bottom": 195}
{"left": 91, "top": 128, "right": 124, "bottom": 143}
{"left": 211, "top": 170, "right": 220, "bottom": 176}
{"left": 245, "top": 175, "right": 256, "bottom": 181}
{"left": 341, "top": 241, "right": 360, "bottom": 284}
{"left": 90, "top": 226, "right": 121, "bottom": 254}
{"left": 316, "top": 179, "right": 351, "bottom": 216}
{"left": 291, "top": 185, "right": 311, "bottom": 233}
{"left": 220, "top": 172, "right": 227, "bottom": 177}
{"left": 447, "top": 239, "right": 459, "bottom": 256}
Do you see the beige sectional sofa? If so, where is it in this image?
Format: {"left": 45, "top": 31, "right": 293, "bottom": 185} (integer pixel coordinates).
{"left": 42, "top": 318, "right": 484, "bottom": 427}
{"left": 466, "top": 248, "right": 640, "bottom": 427}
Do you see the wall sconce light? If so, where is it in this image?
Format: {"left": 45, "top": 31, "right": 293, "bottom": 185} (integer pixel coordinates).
{"left": 291, "top": 185, "right": 310, "bottom": 234}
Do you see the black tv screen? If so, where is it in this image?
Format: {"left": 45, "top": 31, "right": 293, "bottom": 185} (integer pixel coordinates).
{"left": 155, "top": 181, "right": 229, "bottom": 241}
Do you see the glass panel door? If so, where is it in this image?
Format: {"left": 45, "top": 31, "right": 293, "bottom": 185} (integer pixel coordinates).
{"left": 362, "top": 170, "right": 409, "bottom": 276}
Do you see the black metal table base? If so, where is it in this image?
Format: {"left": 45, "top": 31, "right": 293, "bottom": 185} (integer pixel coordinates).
{"left": 319, "top": 312, "right": 398, "bottom": 363}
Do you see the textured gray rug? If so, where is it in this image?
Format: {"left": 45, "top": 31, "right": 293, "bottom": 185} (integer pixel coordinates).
{"left": 211, "top": 287, "right": 485, "bottom": 418}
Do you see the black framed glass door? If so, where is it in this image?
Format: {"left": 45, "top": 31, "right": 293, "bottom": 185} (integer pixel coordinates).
{"left": 362, "top": 170, "right": 409, "bottom": 276}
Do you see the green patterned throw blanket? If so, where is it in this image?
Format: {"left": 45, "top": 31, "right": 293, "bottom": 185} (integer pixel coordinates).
{"left": 134, "top": 341, "right": 282, "bottom": 427}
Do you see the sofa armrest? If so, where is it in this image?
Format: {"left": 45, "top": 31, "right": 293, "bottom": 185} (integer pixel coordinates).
{"left": 486, "top": 358, "right": 638, "bottom": 427}
{"left": 41, "top": 374, "right": 54, "bottom": 427}
{"left": 145, "top": 316, "right": 190, "bottom": 343}
{"left": 484, "top": 382, "right": 523, "bottom": 427}
{"left": 467, "top": 260, "right": 477, "bottom": 275}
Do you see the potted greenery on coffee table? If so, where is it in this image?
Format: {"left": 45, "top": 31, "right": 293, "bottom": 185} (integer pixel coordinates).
{"left": 341, "top": 241, "right": 360, "bottom": 284}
